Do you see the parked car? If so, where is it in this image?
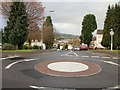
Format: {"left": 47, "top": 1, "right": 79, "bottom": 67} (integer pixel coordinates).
{"left": 73, "top": 46, "right": 80, "bottom": 51}
{"left": 89, "top": 44, "right": 94, "bottom": 49}
{"left": 80, "top": 44, "right": 88, "bottom": 50}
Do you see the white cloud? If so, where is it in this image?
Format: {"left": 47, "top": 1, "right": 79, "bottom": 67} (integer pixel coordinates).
{"left": 43, "top": 2, "right": 119, "bottom": 35}
{"left": 40, "top": 0, "right": 119, "bottom": 2}
{"left": 54, "top": 22, "right": 81, "bottom": 35}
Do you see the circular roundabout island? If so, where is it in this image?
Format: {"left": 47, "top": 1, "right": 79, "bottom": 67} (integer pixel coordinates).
{"left": 35, "top": 60, "right": 101, "bottom": 77}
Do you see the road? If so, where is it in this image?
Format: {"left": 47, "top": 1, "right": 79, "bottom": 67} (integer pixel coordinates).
{"left": 1, "top": 50, "right": 120, "bottom": 90}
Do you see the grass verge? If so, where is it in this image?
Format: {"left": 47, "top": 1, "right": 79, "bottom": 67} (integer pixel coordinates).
{"left": 93, "top": 49, "right": 120, "bottom": 52}
{"left": 0, "top": 49, "right": 40, "bottom": 52}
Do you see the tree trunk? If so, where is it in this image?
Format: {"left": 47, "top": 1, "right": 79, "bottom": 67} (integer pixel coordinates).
{"left": 15, "top": 44, "right": 18, "bottom": 50}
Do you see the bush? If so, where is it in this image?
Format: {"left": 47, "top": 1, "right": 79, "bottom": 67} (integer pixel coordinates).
{"left": 57, "top": 44, "right": 60, "bottom": 49}
{"left": 28, "top": 45, "right": 33, "bottom": 49}
{"left": 32, "top": 45, "right": 40, "bottom": 49}
{"left": 3, "top": 43, "right": 15, "bottom": 50}
{"left": 22, "top": 45, "right": 29, "bottom": 49}
{"left": 63, "top": 44, "right": 68, "bottom": 50}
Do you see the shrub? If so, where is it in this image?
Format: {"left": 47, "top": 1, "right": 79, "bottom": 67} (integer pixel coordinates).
{"left": 3, "top": 43, "right": 15, "bottom": 50}
{"left": 57, "top": 44, "right": 60, "bottom": 49}
{"left": 32, "top": 45, "right": 40, "bottom": 49}
{"left": 22, "top": 45, "right": 29, "bottom": 49}
{"left": 28, "top": 45, "right": 33, "bottom": 49}
{"left": 63, "top": 44, "right": 68, "bottom": 50}
{"left": 22, "top": 45, "right": 34, "bottom": 49}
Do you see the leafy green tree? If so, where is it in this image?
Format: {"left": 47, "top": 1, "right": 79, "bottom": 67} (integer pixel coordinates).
{"left": 101, "top": 4, "right": 120, "bottom": 49}
{"left": 2, "top": 2, "right": 28, "bottom": 49}
{"left": 43, "top": 16, "right": 54, "bottom": 49}
{"left": 80, "top": 14, "right": 97, "bottom": 45}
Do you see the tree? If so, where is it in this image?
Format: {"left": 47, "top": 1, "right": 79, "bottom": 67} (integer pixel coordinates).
{"left": 2, "top": 2, "right": 28, "bottom": 49}
{"left": 101, "top": 5, "right": 111, "bottom": 48}
{"left": 80, "top": 14, "right": 97, "bottom": 45}
{"left": 43, "top": 16, "right": 54, "bottom": 49}
{"left": 101, "top": 4, "right": 120, "bottom": 49}
{"left": 1, "top": 1, "right": 45, "bottom": 44}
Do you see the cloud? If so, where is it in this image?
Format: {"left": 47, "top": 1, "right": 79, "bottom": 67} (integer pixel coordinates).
{"left": 43, "top": 2, "right": 118, "bottom": 35}
{"left": 54, "top": 22, "right": 81, "bottom": 35}
{"left": 41, "top": 0, "right": 120, "bottom": 2}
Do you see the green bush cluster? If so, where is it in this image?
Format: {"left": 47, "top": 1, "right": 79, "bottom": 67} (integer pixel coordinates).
{"left": 22, "top": 45, "right": 40, "bottom": 49}
{"left": 32, "top": 45, "right": 40, "bottom": 49}
{"left": 2, "top": 43, "right": 15, "bottom": 50}
{"left": 62, "top": 44, "right": 68, "bottom": 50}
{"left": 57, "top": 44, "right": 60, "bottom": 49}
{"left": 2, "top": 43, "right": 40, "bottom": 50}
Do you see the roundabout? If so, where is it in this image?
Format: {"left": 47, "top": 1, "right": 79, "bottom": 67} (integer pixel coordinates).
{"left": 2, "top": 50, "right": 119, "bottom": 89}
{"left": 35, "top": 60, "right": 101, "bottom": 77}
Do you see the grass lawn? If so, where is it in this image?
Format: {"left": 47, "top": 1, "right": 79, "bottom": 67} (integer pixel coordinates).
{"left": 0, "top": 49, "right": 40, "bottom": 52}
{"left": 94, "top": 49, "right": 120, "bottom": 52}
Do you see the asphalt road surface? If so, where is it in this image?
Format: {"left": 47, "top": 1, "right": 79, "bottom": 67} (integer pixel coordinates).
{"left": 1, "top": 50, "right": 120, "bottom": 90}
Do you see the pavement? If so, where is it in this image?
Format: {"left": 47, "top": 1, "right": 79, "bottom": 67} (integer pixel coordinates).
{"left": 1, "top": 50, "right": 120, "bottom": 90}
{"left": 88, "top": 50, "right": 120, "bottom": 58}
{"left": 1, "top": 49, "right": 55, "bottom": 58}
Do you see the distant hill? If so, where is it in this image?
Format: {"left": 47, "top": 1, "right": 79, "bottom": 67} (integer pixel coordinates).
{"left": 54, "top": 32, "right": 79, "bottom": 39}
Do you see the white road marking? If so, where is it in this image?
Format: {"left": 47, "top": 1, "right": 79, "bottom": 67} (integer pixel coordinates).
{"left": 102, "top": 57, "right": 111, "bottom": 59}
{"left": 30, "top": 85, "right": 75, "bottom": 90}
{"left": 30, "top": 85, "right": 46, "bottom": 89}
{"left": 105, "top": 85, "right": 120, "bottom": 90}
{"left": 81, "top": 56, "right": 89, "bottom": 58}
{"left": 73, "top": 52, "right": 79, "bottom": 57}
{"left": 61, "top": 50, "right": 79, "bottom": 57}
{"left": 5, "top": 58, "right": 38, "bottom": 69}
{"left": 91, "top": 56, "right": 99, "bottom": 58}
{"left": 0, "top": 56, "right": 20, "bottom": 61}
{"left": 113, "top": 57, "right": 120, "bottom": 59}
{"left": 103, "top": 61, "right": 120, "bottom": 66}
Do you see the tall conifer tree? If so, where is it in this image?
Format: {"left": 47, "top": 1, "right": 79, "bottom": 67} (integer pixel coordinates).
{"left": 3, "top": 2, "right": 28, "bottom": 49}
{"left": 102, "top": 4, "right": 120, "bottom": 49}
{"left": 80, "top": 14, "right": 97, "bottom": 45}
{"left": 43, "top": 16, "right": 54, "bottom": 49}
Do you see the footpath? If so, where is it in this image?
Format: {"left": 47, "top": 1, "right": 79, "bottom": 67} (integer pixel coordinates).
{"left": 89, "top": 50, "right": 120, "bottom": 58}
{"left": 1, "top": 49, "right": 55, "bottom": 58}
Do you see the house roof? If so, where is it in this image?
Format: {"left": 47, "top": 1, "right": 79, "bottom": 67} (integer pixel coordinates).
{"left": 97, "top": 30, "right": 103, "bottom": 34}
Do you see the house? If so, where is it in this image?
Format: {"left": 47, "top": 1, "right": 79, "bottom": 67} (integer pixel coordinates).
{"left": 24, "top": 40, "right": 46, "bottom": 50}
{"left": 94, "top": 29, "right": 105, "bottom": 49}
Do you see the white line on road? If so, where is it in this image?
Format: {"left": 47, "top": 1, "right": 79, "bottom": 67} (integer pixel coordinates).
{"left": 105, "top": 85, "right": 120, "bottom": 90}
{"left": 102, "top": 57, "right": 111, "bottom": 59}
{"left": 30, "top": 85, "right": 46, "bottom": 89}
{"left": 113, "top": 57, "right": 120, "bottom": 59}
{"left": 30, "top": 85, "right": 75, "bottom": 90}
{"left": 91, "top": 56, "right": 100, "bottom": 58}
{"left": 5, "top": 58, "right": 38, "bottom": 69}
{"left": 0, "top": 56, "right": 20, "bottom": 61}
{"left": 61, "top": 50, "right": 79, "bottom": 57}
{"left": 73, "top": 52, "right": 79, "bottom": 57}
{"left": 103, "top": 61, "right": 120, "bottom": 66}
{"left": 81, "top": 56, "right": 89, "bottom": 58}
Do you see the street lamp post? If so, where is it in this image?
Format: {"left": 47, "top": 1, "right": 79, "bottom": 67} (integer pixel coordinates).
{"left": 110, "top": 29, "right": 114, "bottom": 51}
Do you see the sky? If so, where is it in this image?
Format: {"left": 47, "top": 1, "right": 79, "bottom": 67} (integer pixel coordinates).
{"left": 42, "top": 1, "right": 119, "bottom": 35}
{"left": 0, "top": 0, "right": 120, "bottom": 36}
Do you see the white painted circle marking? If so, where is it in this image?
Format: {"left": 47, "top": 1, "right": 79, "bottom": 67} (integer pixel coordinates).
{"left": 47, "top": 62, "right": 89, "bottom": 72}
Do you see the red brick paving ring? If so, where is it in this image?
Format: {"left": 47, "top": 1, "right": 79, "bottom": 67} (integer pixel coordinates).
{"left": 35, "top": 60, "right": 101, "bottom": 77}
